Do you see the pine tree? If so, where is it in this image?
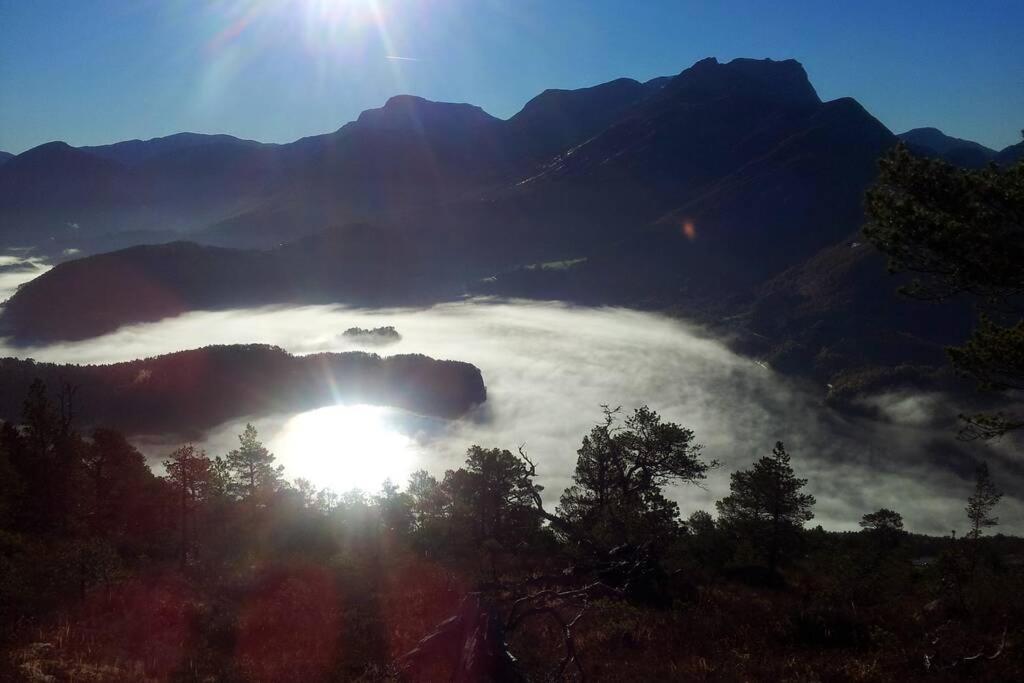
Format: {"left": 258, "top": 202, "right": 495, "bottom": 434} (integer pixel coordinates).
{"left": 864, "top": 146, "right": 1024, "bottom": 438}
{"left": 716, "top": 441, "right": 815, "bottom": 572}
{"left": 558, "top": 406, "right": 712, "bottom": 549}
{"left": 163, "top": 444, "right": 212, "bottom": 568}
{"left": 966, "top": 462, "right": 1002, "bottom": 540}
{"left": 859, "top": 508, "right": 904, "bottom": 551}
{"left": 225, "top": 423, "right": 283, "bottom": 501}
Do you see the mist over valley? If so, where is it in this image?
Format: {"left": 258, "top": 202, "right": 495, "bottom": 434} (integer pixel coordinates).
{"left": 2, "top": 15, "right": 1023, "bottom": 677}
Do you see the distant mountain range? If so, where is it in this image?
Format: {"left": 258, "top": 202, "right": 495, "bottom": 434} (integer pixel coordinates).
{"left": 1, "top": 57, "right": 1021, "bottom": 400}
{"left": 897, "top": 127, "right": 997, "bottom": 168}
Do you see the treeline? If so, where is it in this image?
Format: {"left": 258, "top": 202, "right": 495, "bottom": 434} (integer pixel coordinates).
{"left": 1, "top": 383, "right": 1021, "bottom": 680}
{"left": 0, "top": 345, "right": 486, "bottom": 435}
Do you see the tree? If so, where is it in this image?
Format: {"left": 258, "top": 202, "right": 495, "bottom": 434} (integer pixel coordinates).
{"left": 406, "top": 469, "right": 449, "bottom": 554}
{"left": 0, "top": 435, "right": 23, "bottom": 529}
{"left": 864, "top": 146, "right": 1024, "bottom": 438}
{"left": 859, "top": 508, "right": 904, "bottom": 550}
{"left": 82, "top": 428, "right": 151, "bottom": 539}
{"left": 440, "top": 447, "right": 543, "bottom": 557}
{"left": 407, "top": 470, "right": 446, "bottom": 524}
{"left": 716, "top": 442, "right": 815, "bottom": 572}
{"left": 207, "top": 456, "right": 232, "bottom": 501}
{"left": 20, "top": 378, "right": 84, "bottom": 533}
{"left": 557, "top": 406, "right": 713, "bottom": 550}
{"left": 22, "top": 378, "right": 57, "bottom": 462}
{"left": 292, "top": 477, "right": 319, "bottom": 509}
{"left": 684, "top": 510, "right": 730, "bottom": 571}
{"left": 375, "top": 479, "right": 414, "bottom": 536}
{"left": 225, "top": 423, "right": 283, "bottom": 501}
{"left": 163, "top": 444, "right": 213, "bottom": 568}
{"left": 966, "top": 462, "right": 1002, "bottom": 540}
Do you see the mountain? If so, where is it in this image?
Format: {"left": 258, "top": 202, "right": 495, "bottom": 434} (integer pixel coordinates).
{"left": 898, "top": 127, "right": 996, "bottom": 168}
{"left": 80, "top": 132, "right": 270, "bottom": 166}
{"left": 0, "top": 151, "right": 12, "bottom": 166}
{"left": 0, "top": 345, "right": 486, "bottom": 434}
{"left": 997, "top": 139, "right": 1024, "bottom": 166}
{"left": 0, "top": 58, "right": 854, "bottom": 256}
{"left": 0, "top": 225, "right": 457, "bottom": 342}
{"left": 735, "top": 236, "right": 974, "bottom": 382}
{"left": 476, "top": 60, "right": 895, "bottom": 302}
{"left": 0, "top": 141, "right": 130, "bottom": 207}
{"left": 0, "top": 139, "right": 280, "bottom": 250}
{"left": 1, "top": 57, "right": 906, "bottom": 346}
{"left": 0, "top": 142, "right": 136, "bottom": 248}
{"left": 504, "top": 77, "right": 655, "bottom": 161}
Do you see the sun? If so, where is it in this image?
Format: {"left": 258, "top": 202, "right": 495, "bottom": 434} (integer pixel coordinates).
{"left": 272, "top": 404, "right": 418, "bottom": 494}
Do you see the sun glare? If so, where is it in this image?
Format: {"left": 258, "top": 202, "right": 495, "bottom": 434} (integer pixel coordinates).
{"left": 272, "top": 404, "right": 418, "bottom": 494}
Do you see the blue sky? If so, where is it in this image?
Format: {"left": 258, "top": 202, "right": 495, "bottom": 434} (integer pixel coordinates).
{"left": 1, "top": 0, "right": 1022, "bottom": 154}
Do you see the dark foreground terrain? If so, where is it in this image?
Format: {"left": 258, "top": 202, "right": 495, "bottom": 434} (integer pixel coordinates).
{"left": 0, "top": 385, "right": 1020, "bottom": 681}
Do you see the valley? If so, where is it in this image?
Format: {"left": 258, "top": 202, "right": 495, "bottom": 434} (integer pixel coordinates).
{"left": 3, "top": 3, "right": 1023, "bottom": 677}
{"left": 1, "top": 57, "right": 1021, "bottom": 533}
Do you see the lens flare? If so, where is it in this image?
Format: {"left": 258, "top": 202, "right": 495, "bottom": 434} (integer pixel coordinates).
{"left": 272, "top": 404, "right": 417, "bottom": 493}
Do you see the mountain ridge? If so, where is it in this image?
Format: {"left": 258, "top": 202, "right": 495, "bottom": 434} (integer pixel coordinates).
{"left": 4, "top": 55, "right": 1012, "bottom": 405}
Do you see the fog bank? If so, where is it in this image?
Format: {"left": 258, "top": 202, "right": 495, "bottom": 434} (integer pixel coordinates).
{"left": 2, "top": 299, "right": 1020, "bottom": 535}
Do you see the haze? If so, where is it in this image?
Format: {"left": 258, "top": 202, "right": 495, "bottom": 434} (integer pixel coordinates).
{"left": 4, "top": 299, "right": 1019, "bottom": 535}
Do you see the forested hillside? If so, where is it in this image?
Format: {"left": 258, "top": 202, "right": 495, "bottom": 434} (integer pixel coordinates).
{"left": 1, "top": 386, "right": 1020, "bottom": 680}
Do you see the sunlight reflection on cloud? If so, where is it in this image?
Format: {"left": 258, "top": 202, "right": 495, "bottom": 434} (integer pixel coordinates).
{"left": 3, "top": 299, "right": 1021, "bottom": 535}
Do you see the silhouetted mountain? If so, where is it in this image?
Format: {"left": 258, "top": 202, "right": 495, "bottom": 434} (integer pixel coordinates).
{"left": 0, "top": 225, "right": 463, "bottom": 341}
{"left": 0, "top": 143, "right": 137, "bottom": 247}
{"left": 476, "top": 60, "right": 896, "bottom": 302}
{"left": 0, "top": 139, "right": 277, "bottom": 249}
{"left": 1, "top": 57, "right": 877, "bottom": 257}
{"left": 0, "top": 142, "right": 129, "bottom": 208}
{"left": 0, "top": 241, "right": 275, "bottom": 340}
{"left": 1, "top": 57, "right": 908, "bottom": 354}
{"left": 0, "top": 151, "right": 12, "bottom": 165}
{"left": 526, "top": 58, "right": 820, "bottom": 188}
{"left": 997, "top": 140, "right": 1024, "bottom": 165}
{"left": 81, "top": 132, "right": 271, "bottom": 166}
{"left": 505, "top": 78, "right": 653, "bottom": 160}
{"left": 898, "top": 127, "right": 996, "bottom": 168}
{"left": 0, "top": 345, "right": 486, "bottom": 434}
{"left": 736, "top": 236, "right": 974, "bottom": 382}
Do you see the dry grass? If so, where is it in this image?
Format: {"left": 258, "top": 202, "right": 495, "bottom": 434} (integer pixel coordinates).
{"left": 7, "top": 552, "right": 1023, "bottom": 682}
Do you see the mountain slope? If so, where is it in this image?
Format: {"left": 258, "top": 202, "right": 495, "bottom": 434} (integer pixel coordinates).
{"left": 898, "top": 127, "right": 996, "bottom": 167}
{"left": 81, "top": 132, "right": 271, "bottom": 166}
{"left": 0, "top": 141, "right": 130, "bottom": 207}
{"left": 476, "top": 61, "right": 896, "bottom": 304}
{"left": 1, "top": 57, "right": 908, "bottom": 345}
{"left": 997, "top": 140, "right": 1024, "bottom": 166}
{"left": 0, "top": 223, "right": 462, "bottom": 342}
{"left": 505, "top": 77, "right": 653, "bottom": 161}
{"left": 739, "top": 237, "right": 974, "bottom": 378}
{"left": 0, "top": 58, "right": 858, "bottom": 256}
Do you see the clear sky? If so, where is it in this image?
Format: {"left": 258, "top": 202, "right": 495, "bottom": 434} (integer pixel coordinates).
{"left": 1, "top": 0, "right": 1022, "bottom": 155}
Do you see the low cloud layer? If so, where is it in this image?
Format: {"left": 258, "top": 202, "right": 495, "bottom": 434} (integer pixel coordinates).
{"left": 3, "top": 299, "right": 1021, "bottom": 535}
{"left": 0, "top": 254, "right": 50, "bottom": 302}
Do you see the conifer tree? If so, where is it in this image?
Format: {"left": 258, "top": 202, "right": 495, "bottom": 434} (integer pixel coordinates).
{"left": 864, "top": 146, "right": 1024, "bottom": 438}
{"left": 716, "top": 442, "right": 815, "bottom": 572}
{"left": 558, "top": 406, "right": 712, "bottom": 549}
{"left": 966, "top": 462, "right": 1003, "bottom": 540}
{"left": 163, "top": 444, "right": 212, "bottom": 568}
{"left": 225, "top": 423, "right": 283, "bottom": 500}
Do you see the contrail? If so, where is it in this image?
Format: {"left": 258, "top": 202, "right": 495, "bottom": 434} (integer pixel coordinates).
{"left": 385, "top": 55, "right": 420, "bottom": 62}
